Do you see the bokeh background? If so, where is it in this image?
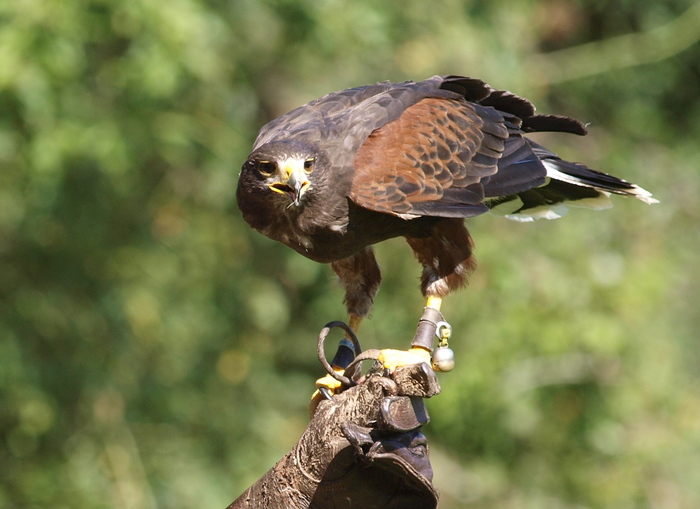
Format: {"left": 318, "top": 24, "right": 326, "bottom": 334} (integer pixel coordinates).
{"left": 1, "top": 0, "right": 699, "bottom": 507}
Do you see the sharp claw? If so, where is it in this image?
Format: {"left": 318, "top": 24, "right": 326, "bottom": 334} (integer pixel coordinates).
{"left": 309, "top": 367, "right": 348, "bottom": 418}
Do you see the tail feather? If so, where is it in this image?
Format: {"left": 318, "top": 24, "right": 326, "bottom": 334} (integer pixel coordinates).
{"left": 486, "top": 140, "right": 657, "bottom": 222}
{"left": 439, "top": 78, "right": 656, "bottom": 222}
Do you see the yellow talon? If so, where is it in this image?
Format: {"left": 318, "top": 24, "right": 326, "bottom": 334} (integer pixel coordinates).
{"left": 378, "top": 346, "right": 432, "bottom": 372}
{"left": 314, "top": 369, "right": 345, "bottom": 392}
{"left": 309, "top": 366, "right": 348, "bottom": 418}
{"left": 309, "top": 315, "right": 363, "bottom": 417}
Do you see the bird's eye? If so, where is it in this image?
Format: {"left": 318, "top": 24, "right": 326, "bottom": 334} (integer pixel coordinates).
{"left": 303, "top": 158, "right": 315, "bottom": 174}
{"left": 257, "top": 161, "right": 275, "bottom": 176}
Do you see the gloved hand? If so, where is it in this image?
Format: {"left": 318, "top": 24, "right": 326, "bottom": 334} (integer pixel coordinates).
{"left": 228, "top": 362, "right": 440, "bottom": 509}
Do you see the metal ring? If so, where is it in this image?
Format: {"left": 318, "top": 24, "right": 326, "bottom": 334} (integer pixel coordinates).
{"left": 317, "top": 321, "right": 362, "bottom": 387}
{"left": 343, "top": 349, "right": 383, "bottom": 377}
{"left": 435, "top": 320, "right": 452, "bottom": 340}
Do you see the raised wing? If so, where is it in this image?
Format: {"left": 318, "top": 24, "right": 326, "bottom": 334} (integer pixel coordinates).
{"left": 350, "top": 97, "right": 509, "bottom": 218}
{"left": 348, "top": 76, "right": 599, "bottom": 220}
{"left": 253, "top": 82, "right": 396, "bottom": 149}
{"left": 253, "top": 76, "right": 492, "bottom": 155}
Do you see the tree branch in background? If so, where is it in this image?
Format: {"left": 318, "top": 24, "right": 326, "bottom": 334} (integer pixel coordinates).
{"left": 527, "top": 2, "right": 700, "bottom": 85}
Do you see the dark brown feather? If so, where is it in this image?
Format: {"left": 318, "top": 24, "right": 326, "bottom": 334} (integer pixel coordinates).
{"left": 350, "top": 98, "right": 507, "bottom": 218}
{"left": 405, "top": 218, "right": 476, "bottom": 298}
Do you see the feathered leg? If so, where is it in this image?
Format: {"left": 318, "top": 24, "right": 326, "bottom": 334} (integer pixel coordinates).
{"left": 377, "top": 218, "right": 476, "bottom": 371}
{"left": 405, "top": 218, "right": 476, "bottom": 307}
{"left": 330, "top": 246, "right": 382, "bottom": 331}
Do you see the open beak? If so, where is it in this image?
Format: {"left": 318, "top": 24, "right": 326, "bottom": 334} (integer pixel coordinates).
{"left": 268, "top": 160, "right": 310, "bottom": 207}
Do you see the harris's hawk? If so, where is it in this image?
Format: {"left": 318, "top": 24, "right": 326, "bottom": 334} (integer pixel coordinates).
{"left": 237, "top": 75, "right": 656, "bottom": 371}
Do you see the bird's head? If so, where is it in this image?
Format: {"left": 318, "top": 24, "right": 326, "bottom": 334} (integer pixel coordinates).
{"left": 240, "top": 141, "right": 318, "bottom": 209}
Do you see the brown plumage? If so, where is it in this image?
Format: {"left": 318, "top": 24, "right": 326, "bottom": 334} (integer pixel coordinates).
{"left": 237, "top": 75, "right": 656, "bottom": 323}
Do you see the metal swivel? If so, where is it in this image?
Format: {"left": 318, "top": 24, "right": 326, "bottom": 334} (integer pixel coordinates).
{"left": 431, "top": 321, "right": 455, "bottom": 372}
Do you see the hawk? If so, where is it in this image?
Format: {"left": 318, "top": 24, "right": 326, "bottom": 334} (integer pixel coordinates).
{"left": 237, "top": 75, "right": 656, "bottom": 371}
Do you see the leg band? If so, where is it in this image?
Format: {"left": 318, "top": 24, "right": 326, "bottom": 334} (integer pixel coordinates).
{"left": 411, "top": 306, "right": 445, "bottom": 353}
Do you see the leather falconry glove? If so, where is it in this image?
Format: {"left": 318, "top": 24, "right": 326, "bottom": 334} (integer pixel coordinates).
{"left": 227, "top": 361, "right": 441, "bottom": 509}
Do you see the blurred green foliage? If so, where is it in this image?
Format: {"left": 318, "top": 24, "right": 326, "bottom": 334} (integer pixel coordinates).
{"left": 1, "top": 0, "right": 699, "bottom": 507}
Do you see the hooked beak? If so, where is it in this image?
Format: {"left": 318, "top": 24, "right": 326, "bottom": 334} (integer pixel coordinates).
{"left": 268, "top": 160, "right": 311, "bottom": 207}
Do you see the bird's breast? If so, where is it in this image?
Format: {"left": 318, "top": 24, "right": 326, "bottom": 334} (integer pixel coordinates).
{"left": 274, "top": 202, "right": 444, "bottom": 264}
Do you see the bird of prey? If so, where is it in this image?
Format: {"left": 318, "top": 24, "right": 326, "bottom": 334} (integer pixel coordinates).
{"left": 237, "top": 75, "right": 656, "bottom": 372}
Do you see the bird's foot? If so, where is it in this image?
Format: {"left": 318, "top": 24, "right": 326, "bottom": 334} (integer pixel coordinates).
{"left": 309, "top": 367, "right": 346, "bottom": 417}
{"left": 314, "top": 368, "right": 345, "bottom": 396}
{"left": 377, "top": 346, "right": 432, "bottom": 373}
{"left": 309, "top": 325, "right": 362, "bottom": 417}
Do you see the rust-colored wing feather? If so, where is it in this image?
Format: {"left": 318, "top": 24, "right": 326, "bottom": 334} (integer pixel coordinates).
{"left": 350, "top": 98, "right": 509, "bottom": 218}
